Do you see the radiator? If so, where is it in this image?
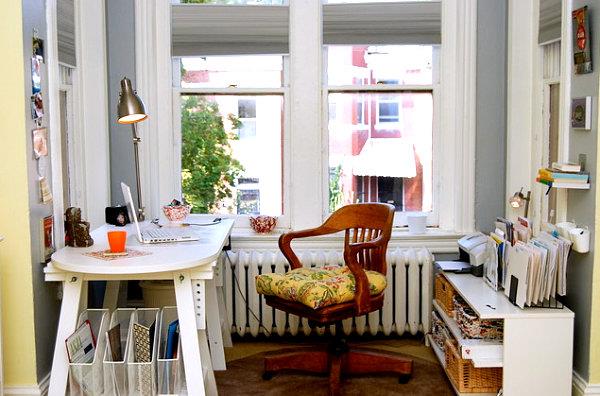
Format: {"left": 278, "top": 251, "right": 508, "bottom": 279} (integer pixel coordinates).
{"left": 222, "top": 247, "right": 433, "bottom": 337}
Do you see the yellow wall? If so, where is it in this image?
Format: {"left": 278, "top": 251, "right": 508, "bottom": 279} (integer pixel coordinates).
{"left": 0, "top": 1, "right": 39, "bottom": 387}
{"left": 589, "top": 90, "right": 600, "bottom": 384}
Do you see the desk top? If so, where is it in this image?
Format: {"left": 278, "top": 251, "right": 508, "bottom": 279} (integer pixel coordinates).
{"left": 48, "top": 219, "right": 234, "bottom": 275}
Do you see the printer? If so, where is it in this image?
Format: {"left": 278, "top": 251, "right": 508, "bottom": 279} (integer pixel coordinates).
{"left": 457, "top": 232, "right": 489, "bottom": 277}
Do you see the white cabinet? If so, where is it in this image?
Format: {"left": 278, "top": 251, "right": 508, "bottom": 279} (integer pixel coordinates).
{"left": 430, "top": 272, "right": 574, "bottom": 396}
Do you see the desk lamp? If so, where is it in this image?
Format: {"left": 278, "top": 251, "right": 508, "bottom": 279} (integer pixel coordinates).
{"left": 117, "top": 77, "right": 148, "bottom": 221}
{"left": 509, "top": 188, "right": 531, "bottom": 218}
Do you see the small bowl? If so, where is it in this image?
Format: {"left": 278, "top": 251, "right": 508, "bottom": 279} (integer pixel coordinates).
{"left": 249, "top": 215, "right": 277, "bottom": 234}
{"left": 163, "top": 205, "right": 191, "bottom": 224}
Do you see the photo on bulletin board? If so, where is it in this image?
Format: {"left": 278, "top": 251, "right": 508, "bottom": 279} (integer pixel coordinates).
{"left": 39, "top": 176, "right": 53, "bottom": 204}
{"left": 32, "top": 37, "right": 44, "bottom": 61}
{"left": 31, "top": 93, "right": 44, "bottom": 119}
{"left": 571, "top": 96, "right": 592, "bottom": 130}
{"left": 31, "top": 55, "right": 42, "bottom": 94}
{"left": 572, "top": 6, "right": 592, "bottom": 74}
{"left": 32, "top": 127, "right": 48, "bottom": 158}
{"left": 40, "top": 215, "right": 54, "bottom": 263}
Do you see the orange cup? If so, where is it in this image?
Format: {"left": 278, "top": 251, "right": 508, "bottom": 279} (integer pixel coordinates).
{"left": 107, "top": 230, "right": 127, "bottom": 253}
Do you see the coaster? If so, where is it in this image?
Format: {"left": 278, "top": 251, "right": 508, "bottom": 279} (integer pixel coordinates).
{"left": 84, "top": 249, "right": 152, "bottom": 261}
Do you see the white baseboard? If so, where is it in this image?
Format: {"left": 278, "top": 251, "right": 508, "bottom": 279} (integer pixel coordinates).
{"left": 3, "top": 372, "right": 49, "bottom": 396}
{"left": 573, "top": 371, "right": 600, "bottom": 395}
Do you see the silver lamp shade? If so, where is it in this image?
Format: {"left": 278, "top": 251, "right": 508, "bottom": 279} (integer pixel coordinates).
{"left": 117, "top": 77, "right": 148, "bottom": 124}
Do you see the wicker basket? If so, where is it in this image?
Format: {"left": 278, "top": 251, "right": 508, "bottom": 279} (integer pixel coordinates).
{"left": 431, "top": 310, "right": 452, "bottom": 350}
{"left": 444, "top": 339, "right": 503, "bottom": 393}
{"left": 435, "top": 275, "right": 455, "bottom": 317}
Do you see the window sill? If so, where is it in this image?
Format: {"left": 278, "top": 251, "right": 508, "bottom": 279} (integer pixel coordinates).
{"left": 230, "top": 227, "right": 463, "bottom": 253}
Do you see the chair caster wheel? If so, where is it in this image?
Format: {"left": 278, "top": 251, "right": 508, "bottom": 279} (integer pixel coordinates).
{"left": 262, "top": 371, "right": 274, "bottom": 381}
{"left": 399, "top": 374, "right": 411, "bottom": 384}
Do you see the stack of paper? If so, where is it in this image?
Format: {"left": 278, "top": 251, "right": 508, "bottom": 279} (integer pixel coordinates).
{"left": 503, "top": 231, "right": 571, "bottom": 308}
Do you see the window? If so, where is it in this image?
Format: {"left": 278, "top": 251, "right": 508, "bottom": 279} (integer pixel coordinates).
{"left": 237, "top": 99, "right": 257, "bottom": 139}
{"left": 377, "top": 97, "right": 400, "bottom": 123}
{"left": 176, "top": 55, "right": 284, "bottom": 217}
{"left": 326, "top": 45, "right": 437, "bottom": 225}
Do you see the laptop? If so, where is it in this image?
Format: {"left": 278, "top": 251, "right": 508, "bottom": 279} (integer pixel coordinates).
{"left": 121, "top": 182, "right": 199, "bottom": 244}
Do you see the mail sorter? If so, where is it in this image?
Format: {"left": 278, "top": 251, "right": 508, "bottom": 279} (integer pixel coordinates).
{"left": 69, "top": 307, "right": 185, "bottom": 396}
{"left": 437, "top": 227, "right": 572, "bottom": 309}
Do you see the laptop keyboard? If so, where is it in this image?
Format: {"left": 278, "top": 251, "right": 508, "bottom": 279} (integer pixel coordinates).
{"left": 142, "top": 228, "right": 193, "bottom": 242}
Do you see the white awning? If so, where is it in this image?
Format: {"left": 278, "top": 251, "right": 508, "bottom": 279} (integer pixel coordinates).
{"left": 352, "top": 138, "right": 416, "bottom": 178}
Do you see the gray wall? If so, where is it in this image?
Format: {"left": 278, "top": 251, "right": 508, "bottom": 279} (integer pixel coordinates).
{"left": 21, "top": 0, "right": 62, "bottom": 382}
{"left": 106, "top": 0, "right": 138, "bottom": 206}
{"left": 564, "top": 0, "right": 598, "bottom": 382}
{"left": 475, "top": 0, "right": 507, "bottom": 233}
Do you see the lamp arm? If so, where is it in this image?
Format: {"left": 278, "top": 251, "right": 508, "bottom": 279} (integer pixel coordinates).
{"left": 131, "top": 123, "right": 145, "bottom": 221}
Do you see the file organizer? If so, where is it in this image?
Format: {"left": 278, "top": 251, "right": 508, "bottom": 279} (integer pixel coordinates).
{"left": 103, "top": 308, "right": 135, "bottom": 396}
{"left": 157, "top": 307, "right": 185, "bottom": 395}
{"left": 127, "top": 308, "right": 160, "bottom": 396}
{"left": 69, "top": 309, "right": 110, "bottom": 396}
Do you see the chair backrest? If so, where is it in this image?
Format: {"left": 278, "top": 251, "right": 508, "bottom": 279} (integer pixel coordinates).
{"left": 323, "top": 203, "right": 395, "bottom": 274}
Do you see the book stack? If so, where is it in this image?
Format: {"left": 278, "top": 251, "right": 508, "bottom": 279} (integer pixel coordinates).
{"left": 536, "top": 162, "right": 590, "bottom": 189}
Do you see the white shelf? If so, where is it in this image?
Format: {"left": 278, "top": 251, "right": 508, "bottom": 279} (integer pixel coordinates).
{"left": 443, "top": 273, "right": 574, "bottom": 320}
{"left": 433, "top": 300, "right": 503, "bottom": 368}
{"left": 426, "top": 335, "right": 497, "bottom": 396}
{"left": 427, "top": 334, "right": 445, "bottom": 368}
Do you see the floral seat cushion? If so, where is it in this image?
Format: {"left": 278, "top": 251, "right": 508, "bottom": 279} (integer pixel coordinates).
{"left": 255, "top": 266, "right": 386, "bottom": 310}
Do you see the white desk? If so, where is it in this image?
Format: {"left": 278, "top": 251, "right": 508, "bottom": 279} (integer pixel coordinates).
{"left": 45, "top": 220, "right": 234, "bottom": 396}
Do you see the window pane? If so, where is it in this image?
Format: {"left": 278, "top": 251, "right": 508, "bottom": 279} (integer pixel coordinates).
{"left": 180, "top": 55, "right": 283, "bottom": 88}
{"left": 328, "top": 92, "right": 433, "bottom": 213}
{"left": 324, "top": 0, "right": 433, "bottom": 3}
{"left": 326, "top": 45, "right": 433, "bottom": 86}
{"left": 178, "top": 0, "right": 285, "bottom": 4}
{"left": 181, "top": 95, "right": 283, "bottom": 215}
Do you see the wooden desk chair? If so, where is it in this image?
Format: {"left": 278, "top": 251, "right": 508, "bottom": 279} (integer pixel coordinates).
{"left": 255, "top": 203, "right": 412, "bottom": 396}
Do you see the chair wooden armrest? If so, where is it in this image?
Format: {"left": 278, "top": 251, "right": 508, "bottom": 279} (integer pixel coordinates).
{"left": 345, "top": 235, "right": 386, "bottom": 315}
{"left": 278, "top": 225, "right": 339, "bottom": 269}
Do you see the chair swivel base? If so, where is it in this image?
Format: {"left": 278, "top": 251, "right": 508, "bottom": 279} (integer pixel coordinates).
{"left": 262, "top": 345, "right": 413, "bottom": 396}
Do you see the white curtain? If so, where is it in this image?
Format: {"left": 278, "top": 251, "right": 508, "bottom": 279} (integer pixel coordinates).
{"left": 539, "top": 0, "right": 561, "bottom": 45}
{"left": 171, "top": 1, "right": 441, "bottom": 57}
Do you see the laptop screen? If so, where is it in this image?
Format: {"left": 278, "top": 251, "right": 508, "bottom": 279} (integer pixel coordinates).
{"left": 120, "top": 182, "right": 143, "bottom": 241}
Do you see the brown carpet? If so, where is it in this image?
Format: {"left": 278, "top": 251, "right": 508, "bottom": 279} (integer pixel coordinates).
{"left": 215, "top": 351, "right": 454, "bottom": 396}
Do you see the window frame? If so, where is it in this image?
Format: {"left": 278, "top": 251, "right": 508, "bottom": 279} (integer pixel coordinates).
{"left": 152, "top": 1, "right": 476, "bottom": 235}
{"left": 172, "top": 56, "right": 291, "bottom": 230}
{"left": 322, "top": 46, "right": 440, "bottom": 227}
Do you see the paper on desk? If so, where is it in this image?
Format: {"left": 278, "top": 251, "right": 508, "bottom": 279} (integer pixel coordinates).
{"left": 505, "top": 244, "right": 530, "bottom": 308}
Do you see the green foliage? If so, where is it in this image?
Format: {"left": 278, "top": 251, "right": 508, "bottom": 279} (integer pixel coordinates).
{"left": 181, "top": 96, "right": 244, "bottom": 213}
{"left": 329, "top": 165, "right": 344, "bottom": 212}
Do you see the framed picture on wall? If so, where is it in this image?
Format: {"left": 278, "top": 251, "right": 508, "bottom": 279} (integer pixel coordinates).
{"left": 572, "top": 6, "right": 592, "bottom": 74}
{"left": 40, "top": 215, "right": 54, "bottom": 263}
{"left": 571, "top": 97, "right": 592, "bottom": 130}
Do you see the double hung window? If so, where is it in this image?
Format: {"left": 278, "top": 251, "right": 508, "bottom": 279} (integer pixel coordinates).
{"left": 326, "top": 45, "right": 439, "bottom": 225}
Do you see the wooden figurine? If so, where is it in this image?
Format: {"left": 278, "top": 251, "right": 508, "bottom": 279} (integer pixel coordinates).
{"left": 64, "top": 207, "right": 94, "bottom": 247}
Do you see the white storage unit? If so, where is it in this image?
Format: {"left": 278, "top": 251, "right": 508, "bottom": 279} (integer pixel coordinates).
{"left": 431, "top": 272, "right": 574, "bottom": 396}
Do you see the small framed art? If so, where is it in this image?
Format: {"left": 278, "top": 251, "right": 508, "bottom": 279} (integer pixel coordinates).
{"left": 571, "top": 97, "right": 592, "bottom": 130}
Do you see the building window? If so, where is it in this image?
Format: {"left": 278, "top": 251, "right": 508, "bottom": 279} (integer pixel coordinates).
{"left": 177, "top": 55, "right": 284, "bottom": 216}
{"left": 237, "top": 99, "right": 257, "bottom": 139}
{"left": 326, "top": 45, "right": 436, "bottom": 224}
{"left": 377, "top": 97, "right": 400, "bottom": 123}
